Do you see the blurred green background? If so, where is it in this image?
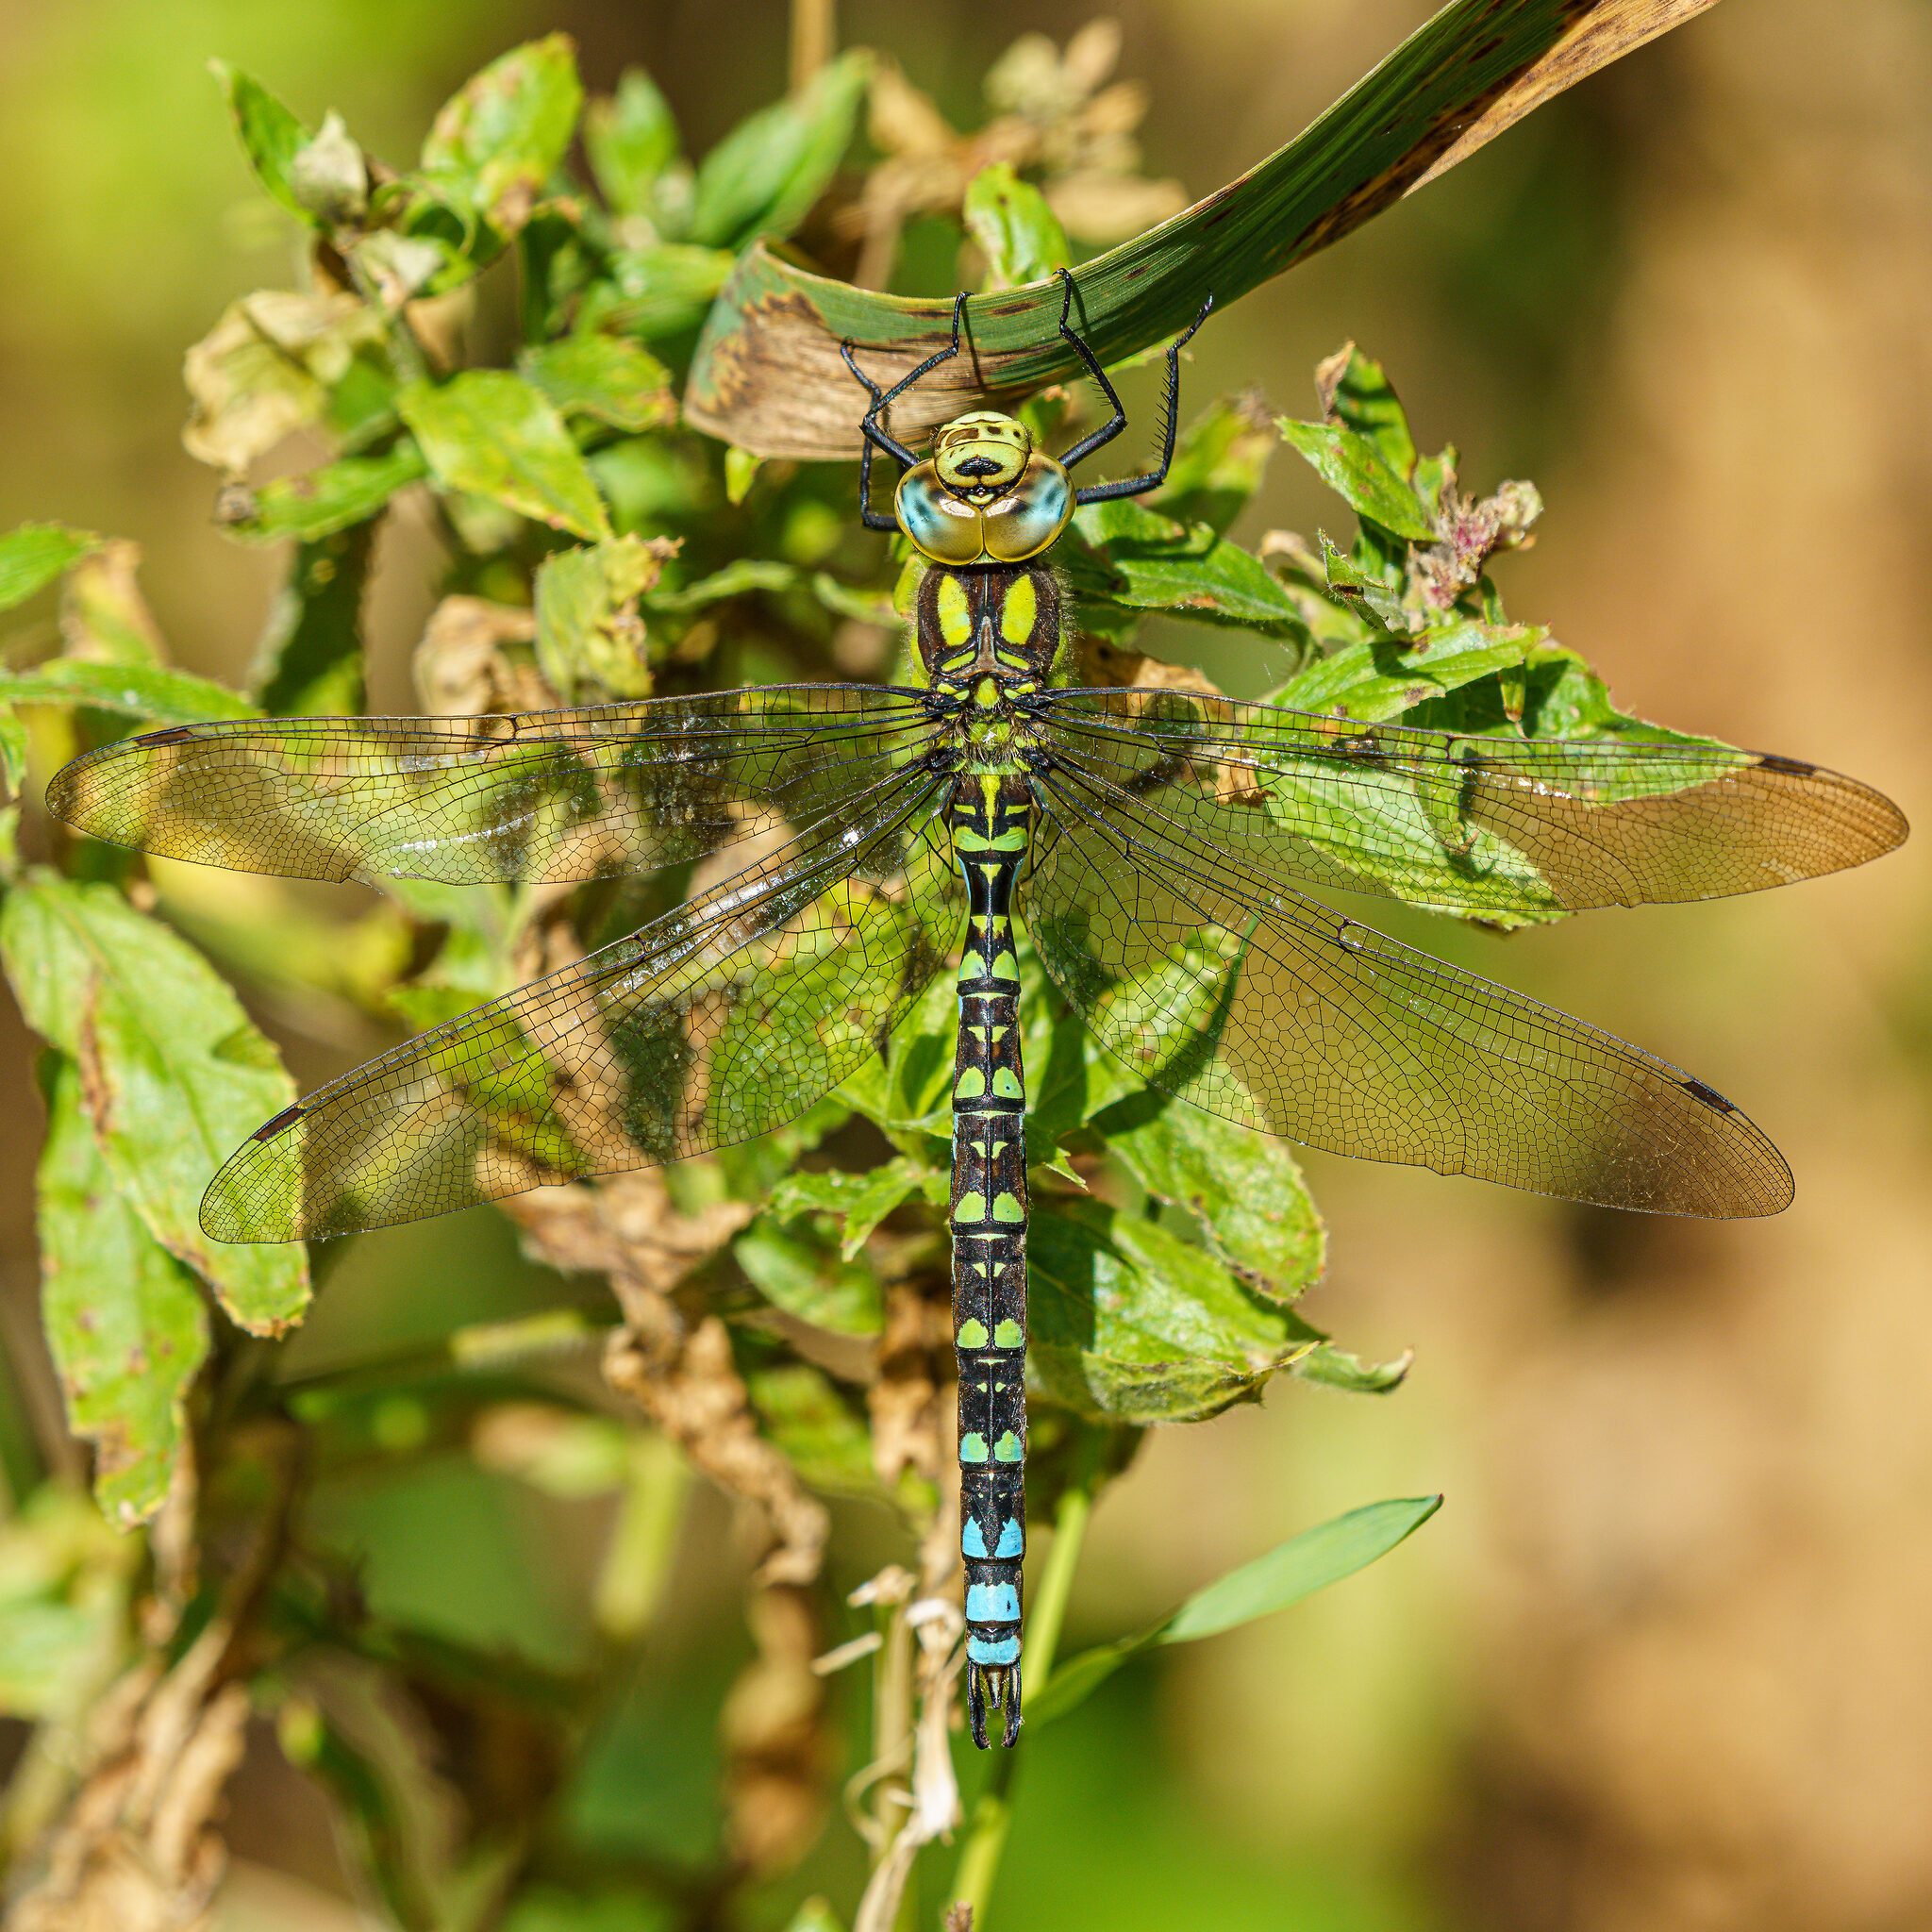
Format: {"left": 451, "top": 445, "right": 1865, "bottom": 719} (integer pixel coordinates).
{"left": 1, "top": 3, "right": 1928, "bottom": 1928}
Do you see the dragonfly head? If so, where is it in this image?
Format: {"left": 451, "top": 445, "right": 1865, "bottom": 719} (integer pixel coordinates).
{"left": 896, "top": 412, "right": 1074, "bottom": 566}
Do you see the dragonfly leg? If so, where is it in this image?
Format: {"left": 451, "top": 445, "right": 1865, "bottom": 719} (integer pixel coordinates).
{"left": 841, "top": 292, "right": 971, "bottom": 530}
{"left": 1071, "top": 288, "right": 1215, "bottom": 506}
{"left": 1056, "top": 267, "right": 1129, "bottom": 471}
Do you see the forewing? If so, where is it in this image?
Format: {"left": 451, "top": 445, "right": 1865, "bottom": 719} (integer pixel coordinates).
{"left": 48, "top": 685, "right": 941, "bottom": 885}
{"left": 1041, "top": 689, "right": 1906, "bottom": 919}
{"left": 204, "top": 767, "right": 959, "bottom": 1241}
{"left": 1021, "top": 755, "right": 1792, "bottom": 1218}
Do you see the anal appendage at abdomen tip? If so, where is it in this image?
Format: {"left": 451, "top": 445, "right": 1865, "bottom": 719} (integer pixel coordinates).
{"left": 967, "top": 1659, "right": 1023, "bottom": 1749}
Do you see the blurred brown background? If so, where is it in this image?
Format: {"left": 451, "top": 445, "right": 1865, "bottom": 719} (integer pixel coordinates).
{"left": 1, "top": 2, "right": 1928, "bottom": 1927}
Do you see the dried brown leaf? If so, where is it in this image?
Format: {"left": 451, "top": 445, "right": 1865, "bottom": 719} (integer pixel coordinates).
{"left": 410, "top": 594, "right": 548, "bottom": 717}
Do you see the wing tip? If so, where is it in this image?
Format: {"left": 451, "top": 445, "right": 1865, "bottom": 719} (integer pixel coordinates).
{"left": 1756, "top": 753, "right": 1910, "bottom": 870}
{"left": 202, "top": 1144, "right": 306, "bottom": 1245}
{"left": 42, "top": 755, "right": 89, "bottom": 833}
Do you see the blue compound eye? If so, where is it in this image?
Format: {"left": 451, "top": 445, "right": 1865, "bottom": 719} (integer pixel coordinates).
{"left": 895, "top": 462, "right": 987, "bottom": 565}
{"left": 980, "top": 456, "right": 1073, "bottom": 562}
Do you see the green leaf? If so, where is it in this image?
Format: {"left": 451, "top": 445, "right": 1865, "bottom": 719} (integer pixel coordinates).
{"left": 1277, "top": 418, "right": 1435, "bottom": 541}
{"left": 849, "top": 971, "right": 956, "bottom": 1135}
{"left": 1293, "top": 1340, "right": 1412, "bottom": 1395}
{"left": 765, "top": 1157, "right": 924, "bottom": 1260}
{"left": 210, "top": 62, "right": 310, "bottom": 222}
{"left": 723, "top": 445, "right": 763, "bottom": 507}
{"left": 220, "top": 442, "right": 428, "bottom": 545}
{"left": 422, "top": 33, "right": 583, "bottom": 231}
{"left": 0, "top": 659, "right": 256, "bottom": 726}
{"left": 642, "top": 558, "right": 798, "bottom": 614}
{"left": 687, "top": 0, "right": 1715, "bottom": 456}
{"left": 1316, "top": 531, "right": 1408, "bottom": 633}
{"left": 1067, "top": 500, "right": 1309, "bottom": 640}
{"left": 501, "top": 1888, "right": 678, "bottom": 1932}
{"left": 36, "top": 1057, "right": 208, "bottom": 1527}
{"left": 399, "top": 373, "right": 610, "bottom": 541}
{"left": 533, "top": 535, "right": 673, "bottom": 699}
{"left": 579, "top": 244, "right": 736, "bottom": 342}
{"left": 963, "top": 162, "right": 1070, "bottom": 290}
{"left": 0, "top": 712, "right": 25, "bottom": 797}
{"left": 688, "top": 49, "right": 871, "bottom": 250}
{"left": 1271, "top": 616, "right": 1542, "bottom": 724}
{"left": 0, "top": 874, "right": 309, "bottom": 1334}
{"left": 1166, "top": 1496, "right": 1441, "bottom": 1641}
{"left": 781, "top": 1901, "right": 846, "bottom": 1932}
{"left": 585, "top": 69, "right": 680, "bottom": 216}
{"left": 1029, "top": 1495, "right": 1441, "bottom": 1728}
{"left": 1019, "top": 956, "right": 1141, "bottom": 1158}
{"left": 1090, "top": 1090, "right": 1324, "bottom": 1305}
{"left": 0, "top": 524, "right": 99, "bottom": 613}
{"left": 743, "top": 1359, "right": 882, "bottom": 1498}
{"left": 517, "top": 334, "right": 675, "bottom": 433}
{"left": 252, "top": 525, "right": 374, "bottom": 715}
{"left": 0, "top": 1489, "right": 136, "bottom": 1719}
{"left": 1313, "top": 342, "right": 1417, "bottom": 476}
{"left": 732, "top": 1223, "right": 882, "bottom": 1338}
{"left": 1027, "top": 1198, "right": 1316, "bottom": 1424}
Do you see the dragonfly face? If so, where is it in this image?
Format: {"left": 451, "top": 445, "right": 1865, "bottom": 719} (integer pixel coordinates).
{"left": 895, "top": 409, "right": 1074, "bottom": 566}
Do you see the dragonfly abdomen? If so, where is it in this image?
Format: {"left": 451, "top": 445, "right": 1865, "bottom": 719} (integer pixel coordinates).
{"left": 948, "top": 770, "right": 1032, "bottom": 1749}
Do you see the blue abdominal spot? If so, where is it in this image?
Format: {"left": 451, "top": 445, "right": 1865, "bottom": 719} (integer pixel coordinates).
{"left": 968, "top": 1632, "right": 1022, "bottom": 1667}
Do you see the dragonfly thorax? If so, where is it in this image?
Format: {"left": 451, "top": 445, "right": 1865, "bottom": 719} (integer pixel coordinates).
{"left": 915, "top": 562, "right": 1063, "bottom": 706}
{"left": 896, "top": 411, "right": 1074, "bottom": 566}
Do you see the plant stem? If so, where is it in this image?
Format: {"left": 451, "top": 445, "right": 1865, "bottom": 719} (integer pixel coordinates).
{"left": 948, "top": 1476, "right": 1092, "bottom": 1926}
{"left": 871, "top": 1584, "right": 915, "bottom": 1865}
{"left": 790, "top": 0, "right": 835, "bottom": 90}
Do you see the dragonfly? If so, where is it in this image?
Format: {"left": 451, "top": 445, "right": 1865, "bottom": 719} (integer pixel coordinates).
{"left": 47, "top": 271, "right": 1906, "bottom": 1747}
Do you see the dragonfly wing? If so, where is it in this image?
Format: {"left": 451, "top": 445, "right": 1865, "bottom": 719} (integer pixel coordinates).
{"left": 48, "top": 685, "right": 942, "bottom": 885}
{"left": 204, "top": 767, "right": 959, "bottom": 1241}
{"left": 1021, "top": 752, "right": 1792, "bottom": 1218}
{"left": 1041, "top": 689, "right": 1906, "bottom": 917}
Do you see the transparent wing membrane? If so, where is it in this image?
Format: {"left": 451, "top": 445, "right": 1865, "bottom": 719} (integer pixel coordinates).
{"left": 1041, "top": 689, "right": 1907, "bottom": 919}
{"left": 203, "top": 767, "right": 959, "bottom": 1241}
{"left": 1022, "top": 751, "right": 1794, "bottom": 1217}
{"left": 48, "top": 685, "right": 942, "bottom": 885}
{"left": 43, "top": 658, "right": 1905, "bottom": 1239}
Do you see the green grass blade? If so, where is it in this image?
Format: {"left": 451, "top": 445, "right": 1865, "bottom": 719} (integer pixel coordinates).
{"left": 1026, "top": 1494, "right": 1441, "bottom": 1728}
{"left": 686, "top": 0, "right": 1720, "bottom": 457}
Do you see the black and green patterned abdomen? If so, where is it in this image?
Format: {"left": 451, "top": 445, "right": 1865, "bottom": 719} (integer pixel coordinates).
{"left": 947, "top": 769, "right": 1032, "bottom": 1748}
